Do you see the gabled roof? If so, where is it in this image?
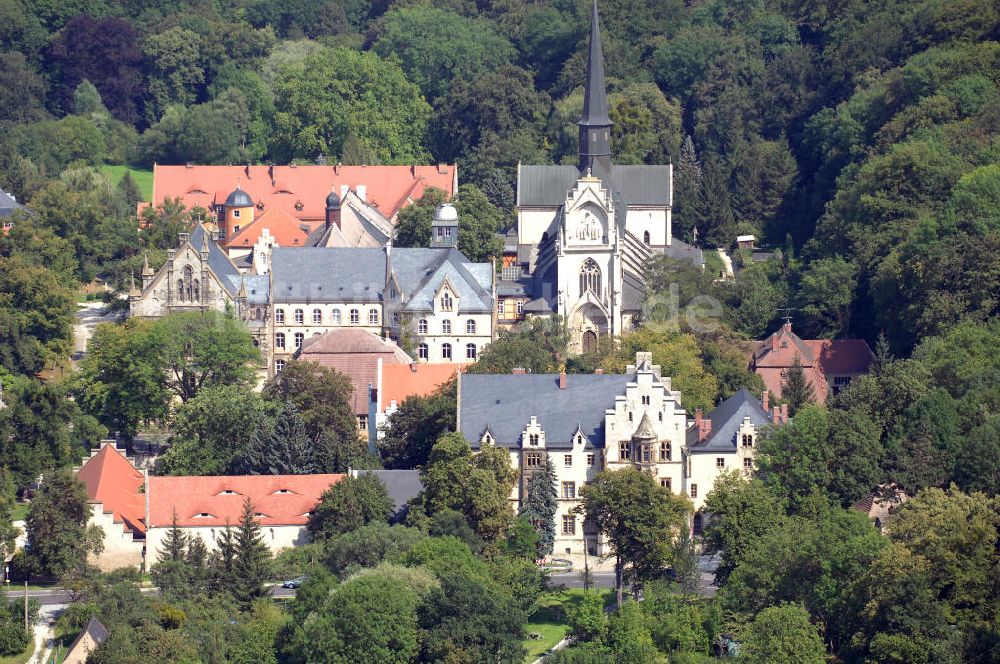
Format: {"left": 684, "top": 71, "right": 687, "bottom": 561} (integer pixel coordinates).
{"left": 381, "top": 362, "right": 462, "bottom": 409}
{"left": 65, "top": 616, "right": 109, "bottom": 660}
{"left": 517, "top": 164, "right": 671, "bottom": 208}
{"left": 147, "top": 164, "right": 456, "bottom": 222}
{"left": 76, "top": 444, "right": 146, "bottom": 535}
{"left": 297, "top": 329, "right": 412, "bottom": 415}
{"left": 395, "top": 248, "right": 494, "bottom": 314}
{"left": 225, "top": 207, "right": 311, "bottom": 249}
{"left": 0, "top": 188, "right": 23, "bottom": 218}
{"left": 459, "top": 373, "right": 633, "bottom": 449}
{"left": 188, "top": 224, "right": 242, "bottom": 297}
{"left": 146, "top": 474, "right": 345, "bottom": 528}
{"left": 687, "top": 389, "right": 771, "bottom": 453}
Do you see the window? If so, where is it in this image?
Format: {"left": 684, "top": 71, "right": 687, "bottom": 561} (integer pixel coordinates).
{"left": 562, "top": 515, "right": 576, "bottom": 535}
{"left": 466, "top": 343, "right": 477, "bottom": 360}
{"left": 579, "top": 258, "right": 602, "bottom": 295}
{"left": 294, "top": 308, "right": 304, "bottom": 324}
{"left": 275, "top": 333, "right": 286, "bottom": 349}
{"left": 331, "top": 310, "right": 341, "bottom": 325}
{"left": 660, "top": 442, "right": 670, "bottom": 461}
{"left": 658, "top": 412, "right": 663, "bottom": 421}
{"left": 618, "top": 442, "right": 628, "bottom": 461}
{"left": 564, "top": 454, "right": 573, "bottom": 468}
{"left": 660, "top": 478, "right": 672, "bottom": 490}
{"left": 392, "top": 312, "right": 399, "bottom": 326}
{"left": 744, "top": 458, "right": 754, "bottom": 470}
{"left": 418, "top": 319, "right": 428, "bottom": 334}
{"left": 516, "top": 300, "right": 524, "bottom": 315}
{"left": 441, "top": 293, "right": 453, "bottom": 311}
{"left": 561, "top": 482, "right": 576, "bottom": 499}
{"left": 418, "top": 343, "right": 428, "bottom": 360}
{"left": 442, "top": 320, "right": 452, "bottom": 334}
{"left": 294, "top": 332, "right": 304, "bottom": 349}
{"left": 690, "top": 484, "right": 698, "bottom": 498}
{"left": 586, "top": 454, "right": 594, "bottom": 467}
{"left": 350, "top": 309, "right": 359, "bottom": 325}
{"left": 833, "top": 376, "right": 852, "bottom": 395}
{"left": 641, "top": 445, "right": 652, "bottom": 463}
{"left": 441, "top": 343, "right": 452, "bottom": 360}
{"left": 628, "top": 411, "right": 633, "bottom": 422}
{"left": 312, "top": 309, "right": 322, "bottom": 324}
{"left": 716, "top": 457, "right": 725, "bottom": 469}
{"left": 275, "top": 359, "right": 285, "bottom": 372}
{"left": 525, "top": 452, "right": 542, "bottom": 468}
{"left": 358, "top": 415, "right": 368, "bottom": 431}
{"left": 742, "top": 434, "right": 753, "bottom": 448}
{"left": 641, "top": 395, "right": 650, "bottom": 405}
{"left": 369, "top": 309, "right": 379, "bottom": 325}
{"left": 497, "top": 299, "right": 504, "bottom": 315}
{"left": 233, "top": 209, "right": 240, "bottom": 218}
{"left": 527, "top": 433, "right": 539, "bottom": 446}
{"left": 276, "top": 308, "right": 286, "bottom": 324}
{"left": 466, "top": 320, "right": 476, "bottom": 334}
{"left": 643, "top": 230, "right": 651, "bottom": 245}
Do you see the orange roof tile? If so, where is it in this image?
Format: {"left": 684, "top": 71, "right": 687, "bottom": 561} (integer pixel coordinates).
{"left": 149, "top": 164, "right": 456, "bottom": 222}
{"left": 147, "top": 474, "right": 344, "bottom": 528}
{"left": 225, "top": 207, "right": 311, "bottom": 248}
{"left": 381, "top": 363, "right": 463, "bottom": 409}
{"left": 76, "top": 445, "right": 147, "bottom": 535}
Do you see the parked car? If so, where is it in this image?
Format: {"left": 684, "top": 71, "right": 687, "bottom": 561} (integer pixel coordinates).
{"left": 282, "top": 576, "right": 307, "bottom": 589}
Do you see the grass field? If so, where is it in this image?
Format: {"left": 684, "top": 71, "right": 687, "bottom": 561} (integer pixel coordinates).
{"left": 99, "top": 165, "right": 153, "bottom": 201}
{"left": 522, "top": 588, "right": 614, "bottom": 663}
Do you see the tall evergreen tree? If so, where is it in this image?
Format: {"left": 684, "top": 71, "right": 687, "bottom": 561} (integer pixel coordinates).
{"left": 243, "top": 400, "right": 315, "bottom": 474}
{"left": 521, "top": 455, "right": 557, "bottom": 558}
{"left": 157, "top": 510, "right": 187, "bottom": 563}
{"left": 781, "top": 355, "right": 815, "bottom": 415}
{"left": 232, "top": 498, "right": 272, "bottom": 605}
{"left": 186, "top": 534, "right": 208, "bottom": 577}
{"left": 210, "top": 522, "right": 237, "bottom": 593}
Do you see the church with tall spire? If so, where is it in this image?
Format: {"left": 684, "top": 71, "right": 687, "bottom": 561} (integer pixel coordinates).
{"left": 506, "top": 0, "right": 703, "bottom": 353}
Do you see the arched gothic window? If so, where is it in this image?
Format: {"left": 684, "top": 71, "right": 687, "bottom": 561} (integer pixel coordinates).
{"left": 579, "top": 259, "right": 601, "bottom": 296}
{"left": 643, "top": 231, "right": 651, "bottom": 245}
{"left": 181, "top": 266, "right": 195, "bottom": 301}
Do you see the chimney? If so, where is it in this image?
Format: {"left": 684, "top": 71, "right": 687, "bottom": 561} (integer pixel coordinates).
{"left": 594, "top": 368, "right": 603, "bottom": 375}
{"left": 334, "top": 163, "right": 341, "bottom": 175}
{"left": 268, "top": 164, "right": 275, "bottom": 185}
{"left": 781, "top": 403, "right": 789, "bottom": 423}
{"left": 559, "top": 371, "right": 567, "bottom": 389}
{"left": 783, "top": 320, "right": 792, "bottom": 333}
{"left": 694, "top": 408, "right": 702, "bottom": 431}
{"left": 437, "top": 163, "right": 448, "bottom": 174}
{"left": 356, "top": 185, "right": 366, "bottom": 202}
{"left": 410, "top": 363, "right": 418, "bottom": 373}
{"left": 771, "top": 332, "right": 779, "bottom": 352}
{"left": 701, "top": 417, "right": 712, "bottom": 441}
{"left": 512, "top": 367, "right": 526, "bottom": 375}
{"left": 762, "top": 391, "right": 769, "bottom": 411}
{"left": 244, "top": 164, "right": 251, "bottom": 179}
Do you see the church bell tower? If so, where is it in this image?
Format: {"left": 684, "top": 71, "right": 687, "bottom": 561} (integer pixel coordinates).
{"left": 578, "top": 0, "right": 612, "bottom": 174}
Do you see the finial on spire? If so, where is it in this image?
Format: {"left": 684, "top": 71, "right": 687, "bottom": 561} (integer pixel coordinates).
{"left": 141, "top": 251, "right": 153, "bottom": 277}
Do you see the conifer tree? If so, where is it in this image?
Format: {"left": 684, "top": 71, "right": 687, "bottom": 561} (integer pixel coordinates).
{"left": 521, "top": 455, "right": 557, "bottom": 558}
{"left": 781, "top": 355, "right": 815, "bottom": 415}
{"left": 211, "top": 521, "right": 237, "bottom": 592}
{"left": 232, "top": 498, "right": 272, "bottom": 605}
{"left": 243, "top": 401, "right": 316, "bottom": 474}
{"left": 157, "top": 510, "right": 187, "bottom": 563}
{"left": 186, "top": 534, "right": 208, "bottom": 577}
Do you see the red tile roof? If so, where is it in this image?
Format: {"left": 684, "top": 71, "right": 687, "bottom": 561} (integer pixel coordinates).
{"left": 77, "top": 445, "right": 146, "bottom": 535}
{"left": 146, "top": 474, "right": 344, "bottom": 528}
{"left": 147, "top": 164, "right": 456, "bottom": 222}
{"left": 297, "top": 329, "right": 413, "bottom": 415}
{"left": 381, "top": 363, "right": 462, "bottom": 410}
{"left": 224, "top": 207, "right": 312, "bottom": 249}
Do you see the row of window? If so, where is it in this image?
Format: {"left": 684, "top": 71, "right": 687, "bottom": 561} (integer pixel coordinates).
{"left": 526, "top": 452, "right": 596, "bottom": 468}
{"left": 276, "top": 308, "right": 379, "bottom": 326}
{"left": 416, "top": 319, "right": 478, "bottom": 335}
{"left": 416, "top": 343, "right": 477, "bottom": 361}
{"left": 618, "top": 442, "right": 672, "bottom": 462}
{"left": 497, "top": 299, "right": 525, "bottom": 316}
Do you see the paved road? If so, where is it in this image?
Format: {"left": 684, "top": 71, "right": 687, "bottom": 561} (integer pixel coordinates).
{"left": 549, "top": 570, "right": 616, "bottom": 590}
{"left": 4, "top": 589, "right": 73, "bottom": 606}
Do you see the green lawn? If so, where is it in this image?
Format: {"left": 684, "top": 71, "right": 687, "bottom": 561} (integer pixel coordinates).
{"left": 99, "top": 165, "right": 154, "bottom": 201}
{"left": 704, "top": 249, "right": 725, "bottom": 277}
{"left": 10, "top": 503, "right": 28, "bottom": 522}
{"left": 522, "top": 588, "right": 614, "bottom": 663}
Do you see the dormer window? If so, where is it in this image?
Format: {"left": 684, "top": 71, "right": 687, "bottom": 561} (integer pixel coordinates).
{"left": 217, "top": 489, "right": 240, "bottom": 496}
{"left": 482, "top": 433, "right": 493, "bottom": 445}
{"left": 193, "top": 513, "right": 214, "bottom": 518}
{"left": 273, "top": 489, "right": 294, "bottom": 495}
{"left": 441, "top": 293, "right": 453, "bottom": 311}
{"left": 641, "top": 395, "right": 650, "bottom": 405}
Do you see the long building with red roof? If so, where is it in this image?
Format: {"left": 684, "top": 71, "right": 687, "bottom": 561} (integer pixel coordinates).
{"left": 142, "top": 163, "right": 456, "bottom": 228}
{"left": 76, "top": 442, "right": 346, "bottom": 571}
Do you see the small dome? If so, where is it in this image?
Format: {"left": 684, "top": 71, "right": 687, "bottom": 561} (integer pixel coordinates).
{"left": 433, "top": 203, "right": 458, "bottom": 223}
{"left": 326, "top": 189, "right": 341, "bottom": 209}
{"left": 225, "top": 185, "right": 253, "bottom": 208}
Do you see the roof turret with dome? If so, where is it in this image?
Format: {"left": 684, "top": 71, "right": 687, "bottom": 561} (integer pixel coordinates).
{"left": 225, "top": 184, "right": 253, "bottom": 208}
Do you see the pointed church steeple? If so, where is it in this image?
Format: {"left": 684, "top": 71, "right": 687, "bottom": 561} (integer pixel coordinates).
{"left": 579, "top": 0, "right": 612, "bottom": 173}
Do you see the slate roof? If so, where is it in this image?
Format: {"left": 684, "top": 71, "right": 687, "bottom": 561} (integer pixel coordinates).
{"left": 662, "top": 237, "right": 705, "bottom": 265}
{"left": 270, "top": 246, "right": 493, "bottom": 312}
{"left": 354, "top": 469, "right": 423, "bottom": 514}
{"left": 459, "top": 373, "right": 632, "bottom": 449}
{"left": 686, "top": 389, "right": 771, "bottom": 453}
{"left": 189, "top": 224, "right": 243, "bottom": 297}
{"left": 65, "top": 616, "right": 109, "bottom": 659}
{"left": 0, "top": 188, "right": 23, "bottom": 218}
{"left": 517, "top": 164, "right": 671, "bottom": 208}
